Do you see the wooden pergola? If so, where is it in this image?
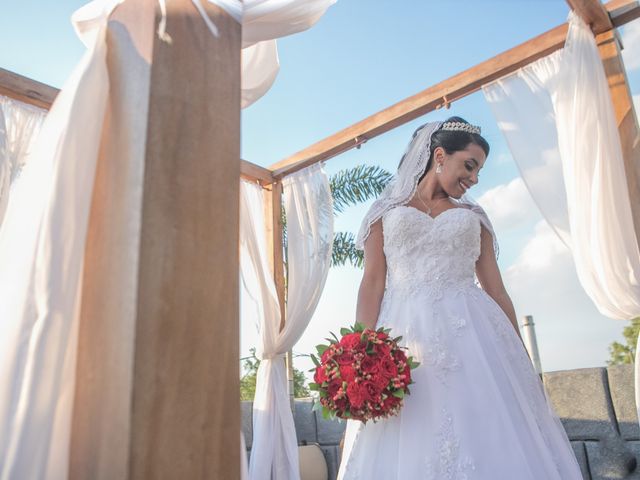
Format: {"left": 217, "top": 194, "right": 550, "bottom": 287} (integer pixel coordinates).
{"left": 1, "top": 0, "right": 638, "bottom": 478}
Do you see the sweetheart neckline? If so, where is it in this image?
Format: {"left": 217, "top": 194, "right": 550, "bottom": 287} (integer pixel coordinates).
{"left": 395, "top": 204, "right": 473, "bottom": 222}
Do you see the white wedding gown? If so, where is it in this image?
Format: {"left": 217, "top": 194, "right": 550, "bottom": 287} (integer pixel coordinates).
{"left": 337, "top": 205, "right": 583, "bottom": 480}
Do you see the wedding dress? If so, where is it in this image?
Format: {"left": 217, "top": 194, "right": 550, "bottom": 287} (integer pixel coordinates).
{"left": 337, "top": 204, "right": 584, "bottom": 480}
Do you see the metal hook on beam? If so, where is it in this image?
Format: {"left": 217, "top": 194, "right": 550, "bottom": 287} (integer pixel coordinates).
{"left": 354, "top": 136, "right": 368, "bottom": 149}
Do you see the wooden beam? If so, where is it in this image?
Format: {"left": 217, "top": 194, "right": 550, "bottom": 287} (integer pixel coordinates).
{"left": 0, "top": 68, "right": 270, "bottom": 184}
{"left": 608, "top": 0, "right": 640, "bottom": 27}
{"left": 596, "top": 29, "right": 640, "bottom": 255}
{"left": 263, "top": 180, "right": 292, "bottom": 408}
{"left": 241, "top": 158, "right": 274, "bottom": 185}
{"left": 263, "top": 181, "right": 286, "bottom": 330}
{"left": 566, "top": 0, "right": 613, "bottom": 32}
{"left": 0, "top": 67, "right": 57, "bottom": 109}
{"left": 270, "top": 0, "right": 640, "bottom": 179}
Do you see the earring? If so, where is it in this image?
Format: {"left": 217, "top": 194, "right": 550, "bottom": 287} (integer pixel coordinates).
{"left": 436, "top": 163, "right": 443, "bottom": 174}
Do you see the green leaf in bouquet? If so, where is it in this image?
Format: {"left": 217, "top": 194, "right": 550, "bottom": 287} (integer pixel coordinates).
{"left": 308, "top": 382, "right": 319, "bottom": 391}
{"left": 329, "top": 331, "right": 340, "bottom": 343}
{"left": 392, "top": 389, "right": 405, "bottom": 399}
{"left": 310, "top": 354, "right": 320, "bottom": 367}
{"left": 322, "top": 405, "right": 332, "bottom": 420}
{"left": 393, "top": 336, "right": 403, "bottom": 343}
{"left": 316, "top": 344, "right": 329, "bottom": 355}
{"left": 340, "top": 327, "right": 351, "bottom": 336}
{"left": 319, "top": 389, "right": 327, "bottom": 398}
{"left": 353, "top": 322, "right": 365, "bottom": 333}
{"left": 342, "top": 410, "right": 351, "bottom": 418}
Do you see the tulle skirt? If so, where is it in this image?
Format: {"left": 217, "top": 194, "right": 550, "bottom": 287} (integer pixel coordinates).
{"left": 337, "top": 283, "right": 583, "bottom": 480}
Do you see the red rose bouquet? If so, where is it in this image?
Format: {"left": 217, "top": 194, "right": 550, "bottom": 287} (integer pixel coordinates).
{"left": 309, "top": 323, "right": 419, "bottom": 423}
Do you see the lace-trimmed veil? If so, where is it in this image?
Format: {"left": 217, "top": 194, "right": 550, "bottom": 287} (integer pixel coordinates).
{"left": 354, "top": 121, "right": 499, "bottom": 258}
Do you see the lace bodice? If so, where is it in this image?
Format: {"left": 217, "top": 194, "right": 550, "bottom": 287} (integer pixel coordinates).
{"left": 382, "top": 206, "right": 482, "bottom": 300}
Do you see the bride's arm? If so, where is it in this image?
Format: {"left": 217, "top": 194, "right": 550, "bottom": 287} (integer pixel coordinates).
{"left": 356, "top": 219, "right": 387, "bottom": 330}
{"left": 475, "top": 224, "right": 523, "bottom": 341}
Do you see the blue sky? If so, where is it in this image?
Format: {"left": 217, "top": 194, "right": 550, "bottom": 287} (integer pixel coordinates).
{"left": 3, "top": 1, "right": 639, "bottom": 374}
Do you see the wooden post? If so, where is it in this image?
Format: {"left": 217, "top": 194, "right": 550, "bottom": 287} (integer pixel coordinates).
{"left": 263, "top": 181, "right": 294, "bottom": 409}
{"left": 596, "top": 29, "right": 640, "bottom": 253}
{"left": 70, "top": 1, "right": 241, "bottom": 478}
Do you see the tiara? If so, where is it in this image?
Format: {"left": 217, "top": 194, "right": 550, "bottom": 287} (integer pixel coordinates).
{"left": 440, "top": 121, "right": 481, "bottom": 135}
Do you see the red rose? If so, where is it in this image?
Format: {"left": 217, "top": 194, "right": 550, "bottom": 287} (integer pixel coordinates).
{"left": 379, "top": 356, "right": 398, "bottom": 379}
{"left": 340, "top": 333, "right": 363, "bottom": 350}
{"left": 382, "top": 393, "right": 400, "bottom": 410}
{"left": 334, "top": 396, "right": 348, "bottom": 413}
{"left": 362, "top": 381, "right": 382, "bottom": 404}
{"left": 360, "top": 355, "right": 379, "bottom": 375}
{"left": 393, "top": 349, "right": 408, "bottom": 365}
{"left": 335, "top": 351, "right": 355, "bottom": 366}
{"left": 314, "top": 366, "right": 329, "bottom": 384}
{"left": 327, "top": 378, "right": 342, "bottom": 399}
{"left": 400, "top": 366, "right": 412, "bottom": 386}
{"left": 321, "top": 347, "right": 335, "bottom": 364}
{"left": 339, "top": 365, "right": 357, "bottom": 383}
{"left": 347, "top": 382, "right": 367, "bottom": 409}
{"left": 372, "top": 372, "right": 390, "bottom": 390}
{"left": 374, "top": 342, "right": 391, "bottom": 356}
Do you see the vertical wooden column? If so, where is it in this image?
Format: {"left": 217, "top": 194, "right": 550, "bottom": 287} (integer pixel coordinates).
{"left": 596, "top": 29, "right": 640, "bottom": 252}
{"left": 130, "top": 1, "right": 241, "bottom": 478}
{"left": 263, "top": 181, "right": 294, "bottom": 407}
{"left": 70, "top": 1, "right": 241, "bottom": 478}
{"left": 264, "top": 181, "right": 287, "bottom": 323}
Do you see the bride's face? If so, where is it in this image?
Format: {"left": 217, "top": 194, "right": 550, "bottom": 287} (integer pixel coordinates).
{"left": 435, "top": 144, "right": 486, "bottom": 198}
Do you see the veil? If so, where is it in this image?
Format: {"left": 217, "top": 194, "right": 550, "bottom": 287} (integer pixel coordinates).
{"left": 354, "top": 120, "right": 499, "bottom": 259}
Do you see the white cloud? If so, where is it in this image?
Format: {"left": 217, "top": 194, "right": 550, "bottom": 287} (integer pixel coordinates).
{"left": 507, "top": 220, "right": 567, "bottom": 271}
{"left": 504, "top": 221, "right": 625, "bottom": 371}
{"left": 621, "top": 21, "right": 640, "bottom": 71}
{"left": 477, "top": 177, "right": 540, "bottom": 232}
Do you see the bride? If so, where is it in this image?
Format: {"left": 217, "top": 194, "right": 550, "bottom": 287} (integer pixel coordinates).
{"left": 336, "top": 118, "right": 584, "bottom": 479}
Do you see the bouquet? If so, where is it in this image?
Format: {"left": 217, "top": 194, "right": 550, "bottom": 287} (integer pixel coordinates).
{"left": 309, "top": 322, "right": 419, "bottom": 423}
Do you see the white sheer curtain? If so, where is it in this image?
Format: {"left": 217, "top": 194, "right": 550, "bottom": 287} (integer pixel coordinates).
{"left": 483, "top": 10, "right": 640, "bottom": 417}
{"left": 0, "top": 18, "right": 110, "bottom": 479}
{"left": 0, "top": 96, "right": 47, "bottom": 228}
{"left": 241, "top": 162, "right": 334, "bottom": 480}
{"left": 483, "top": 12, "right": 640, "bottom": 321}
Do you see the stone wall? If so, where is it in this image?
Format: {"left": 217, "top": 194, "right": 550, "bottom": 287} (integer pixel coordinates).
{"left": 242, "top": 364, "right": 638, "bottom": 480}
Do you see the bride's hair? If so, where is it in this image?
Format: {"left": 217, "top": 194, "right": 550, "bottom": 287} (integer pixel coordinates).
{"left": 399, "top": 116, "right": 490, "bottom": 184}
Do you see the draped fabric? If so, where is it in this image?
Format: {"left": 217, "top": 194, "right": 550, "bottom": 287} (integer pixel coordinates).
{"left": 483, "top": 10, "right": 640, "bottom": 423}
{"left": 483, "top": 12, "right": 640, "bottom": 321}
{"left": 0, "top": 18, "right": 110, "bottom": 479}
{"left": 241, "top": 162, "right": 334, "bottom": 480}
{"left": 239, "top": 0, "right": 336, "bottom": 107}
{"left": 0, "top": 97, "right": 47, "bottom": 228}
{"left": 0, "top": 1, "right": 335, "bottom": 478}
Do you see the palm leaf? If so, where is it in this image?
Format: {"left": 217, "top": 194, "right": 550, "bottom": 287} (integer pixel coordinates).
{"left": 331, "top": 231, "right": 364, "bottom": 268}
{"left": 330, "top": 165, "right": 392, "bottom": 214}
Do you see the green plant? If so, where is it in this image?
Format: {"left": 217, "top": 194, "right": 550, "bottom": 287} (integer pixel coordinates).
{"left": 607, "top": 317, "right": 640, "bottom": 366}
